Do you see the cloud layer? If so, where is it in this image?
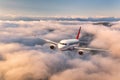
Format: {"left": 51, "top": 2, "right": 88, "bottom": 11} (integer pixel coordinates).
{"left": 0, "top": 20, "right": 120, "bottom": 80}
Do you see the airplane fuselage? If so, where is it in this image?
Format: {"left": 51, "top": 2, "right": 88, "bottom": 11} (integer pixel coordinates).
{"left": 57, "top": 39, "right": 79, "bottom": 51}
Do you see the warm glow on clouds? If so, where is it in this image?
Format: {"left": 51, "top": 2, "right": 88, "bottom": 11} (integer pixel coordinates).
{"left": 0, "top": 19, "right": 120, "bottom": 80}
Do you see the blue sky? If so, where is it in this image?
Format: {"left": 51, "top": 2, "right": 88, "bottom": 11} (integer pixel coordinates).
{"left": 0, "top": 0, "right": 120, "bottom": 17}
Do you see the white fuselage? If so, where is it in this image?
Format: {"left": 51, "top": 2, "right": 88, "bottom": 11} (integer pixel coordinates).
{"left": 57, "top": 39, "right": 79, "bottom": 51}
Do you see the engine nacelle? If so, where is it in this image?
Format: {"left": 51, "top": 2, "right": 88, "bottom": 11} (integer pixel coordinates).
{"left": 78, "top": 50, "right": 84, "bottom": 55}
{"left": 50, "top": 44, "right": 56, "bottom": 50}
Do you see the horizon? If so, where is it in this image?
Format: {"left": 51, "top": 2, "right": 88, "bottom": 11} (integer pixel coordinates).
{"left": 0, "top": 16, "right": 120, "bottom": 22}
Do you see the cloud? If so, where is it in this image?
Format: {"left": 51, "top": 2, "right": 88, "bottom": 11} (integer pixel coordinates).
{"left": 0, "top": 16, "right": 120, "bottom": 22}
{"left": 0, "top": 19, "right": 120, "bottom": 80}
{"left": 83, "top": 25, "right": 120, "bottom": 57}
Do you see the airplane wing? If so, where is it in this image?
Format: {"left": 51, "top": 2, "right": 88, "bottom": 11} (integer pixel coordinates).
{"left": 74, "top": 46, "right": 107, "bottom": 52}
{"left": 43, "top": 39, "right": 58, "bottom": 45}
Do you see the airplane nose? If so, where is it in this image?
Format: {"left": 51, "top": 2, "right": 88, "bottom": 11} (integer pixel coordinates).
{"left": 57, "top": 44, "right": 65, "bottom": 50}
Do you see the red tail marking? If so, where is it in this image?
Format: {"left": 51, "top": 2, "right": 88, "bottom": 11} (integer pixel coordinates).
{"left": 76, "top": 26, "right": 81, "bottom": 39}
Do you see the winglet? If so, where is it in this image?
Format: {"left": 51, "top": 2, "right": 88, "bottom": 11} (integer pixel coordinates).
{"left": 76, "top": 26, "right": 81, "bottom": 39}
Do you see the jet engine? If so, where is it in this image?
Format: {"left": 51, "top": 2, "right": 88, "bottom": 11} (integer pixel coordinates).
{"left": 50, "top": 44, "right": 56, "bottom": 50}
{"left": 78, "top": 50, "right": 84, "bottom": 55}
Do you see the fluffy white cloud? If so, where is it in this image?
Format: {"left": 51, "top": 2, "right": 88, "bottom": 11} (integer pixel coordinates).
{"left": 0, "top": 20, "right": 120, "bottom": 80}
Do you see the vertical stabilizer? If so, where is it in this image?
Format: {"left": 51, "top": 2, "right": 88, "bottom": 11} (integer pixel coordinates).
{"left": 76, "top": 26, "right": 81, "bottom": 39}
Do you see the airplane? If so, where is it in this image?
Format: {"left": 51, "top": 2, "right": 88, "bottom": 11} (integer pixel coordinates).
{"left": 43, "top": 26, "right": 106, "bottom": 55}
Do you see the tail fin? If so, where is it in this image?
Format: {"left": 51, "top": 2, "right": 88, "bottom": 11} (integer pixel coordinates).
{"left": 76, "top": 26, "right": 81, "bottom": 39}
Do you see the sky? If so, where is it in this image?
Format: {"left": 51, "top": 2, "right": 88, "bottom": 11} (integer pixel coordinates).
{"left": 0, "top": 0, "right": 120, "bottom": 17}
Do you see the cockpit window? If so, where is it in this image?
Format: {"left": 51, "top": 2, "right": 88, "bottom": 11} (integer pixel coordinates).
{"left": 60, "top": 43, "right": 67, "bottom": 45}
